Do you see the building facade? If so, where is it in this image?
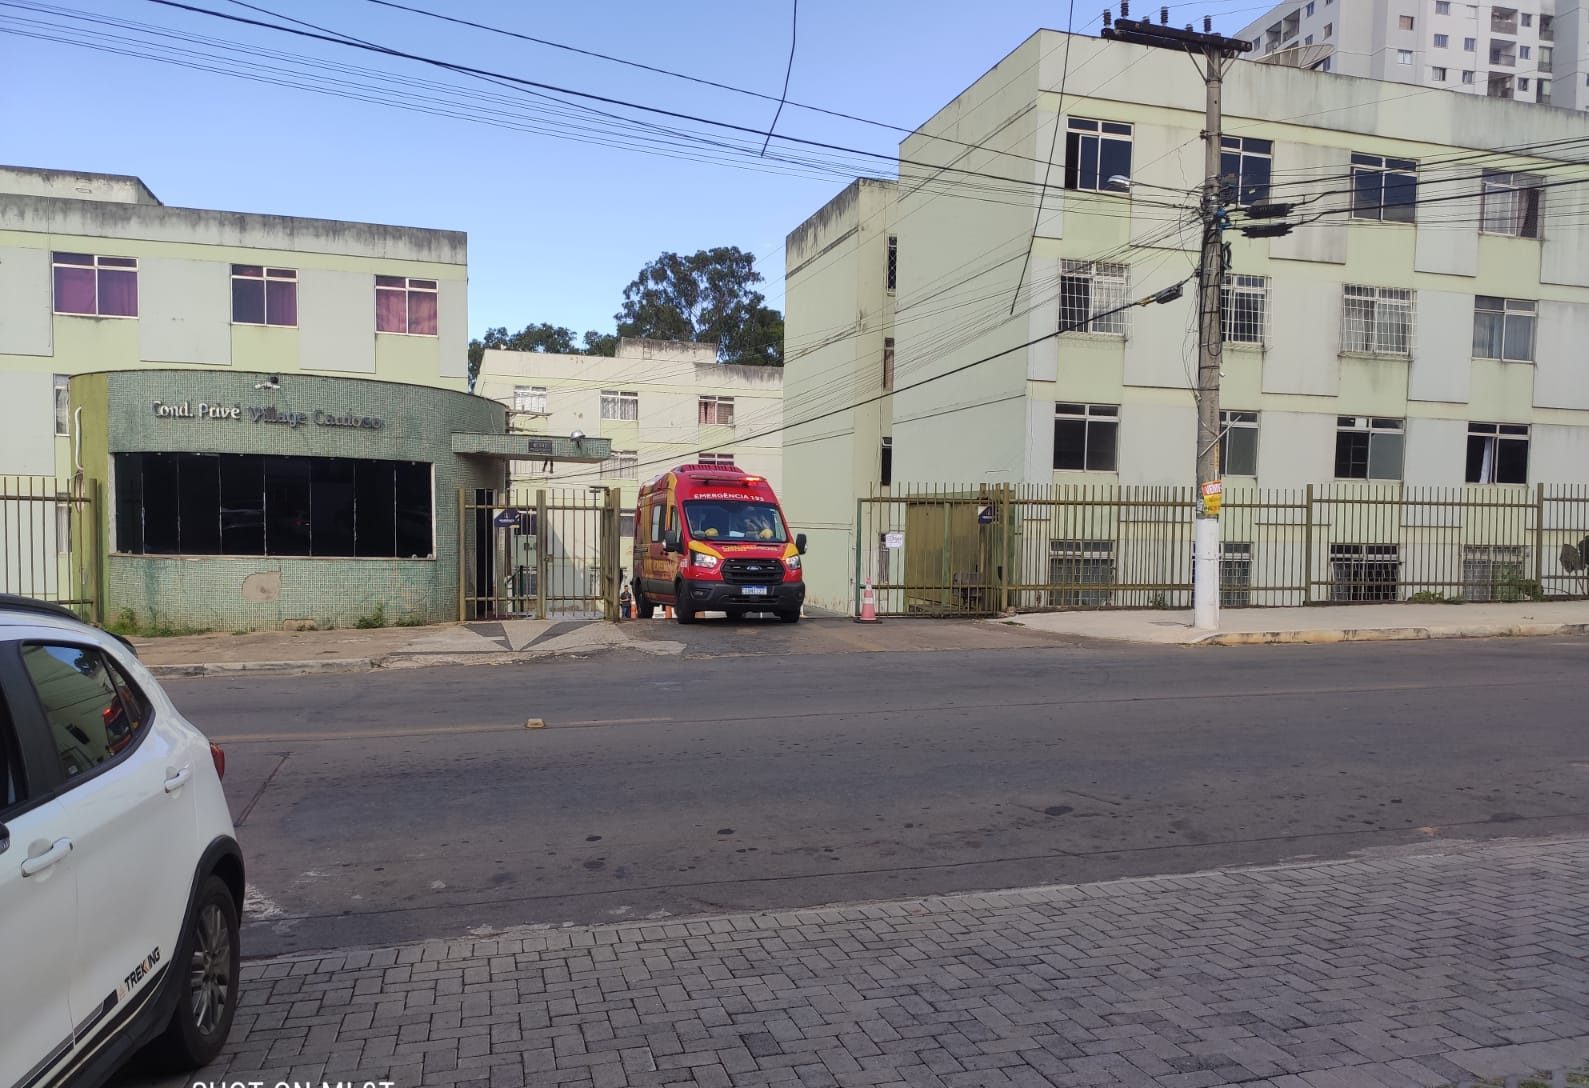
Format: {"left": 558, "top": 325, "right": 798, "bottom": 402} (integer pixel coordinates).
{"left": 1237, "top": 0, "right": 1588, "bottom": 110}
{"left": 783, "top": 30, "right": 1589, "bottom": 610}
{"left": 474, "top": 338, "right": 784, "bottom": 564}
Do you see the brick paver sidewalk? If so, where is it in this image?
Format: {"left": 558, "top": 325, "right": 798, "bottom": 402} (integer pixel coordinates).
{"left": 178, "top": 837, "right": 1589, "bottom": 1088}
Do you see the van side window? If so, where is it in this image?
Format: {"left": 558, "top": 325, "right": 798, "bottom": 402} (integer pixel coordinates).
{"left": 650, "top": 504, "right": 663, "bottom": 543}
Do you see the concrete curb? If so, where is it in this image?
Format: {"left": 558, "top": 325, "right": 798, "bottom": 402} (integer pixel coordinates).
{"left": 1197, "top": 622, "right": 1589, "bottom": 646}
{"left": 146, "top": 658, "right": 376, "bottom": 679}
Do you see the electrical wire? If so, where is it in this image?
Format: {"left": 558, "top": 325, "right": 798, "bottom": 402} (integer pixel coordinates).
{"left": 760, "top": 0, "right": 798, "bottom": 157}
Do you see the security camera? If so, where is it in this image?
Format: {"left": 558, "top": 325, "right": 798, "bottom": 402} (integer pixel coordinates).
{"left": 254, "top": 375, "right": 281, "bottom": 391}
{"left": 570, "top": 429, "right": 586, "bottom": 440}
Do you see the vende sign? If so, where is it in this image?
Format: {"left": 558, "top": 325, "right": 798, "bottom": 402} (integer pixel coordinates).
{"left": 150, "top": 400, "right": 384, "bottom": 430}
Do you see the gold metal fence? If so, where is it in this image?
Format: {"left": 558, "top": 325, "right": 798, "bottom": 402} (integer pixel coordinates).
{"left": 0, "top": 476, "right": 102, "bottom": 620}
{"left": 459, "top": 486, "right": 622, "bottom": 621}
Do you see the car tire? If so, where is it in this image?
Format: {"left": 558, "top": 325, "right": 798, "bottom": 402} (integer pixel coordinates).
{"left": 778, "top": 609, "right": 801, "bottom": 624}
{"left": 674, "top": 586, "right": 696, "bottom": 624}
{"left": 634, "top": 592, "right": 655, "bottom": 620}
{"left": 144, "top": 875, "right": 240, "bottom": 1072}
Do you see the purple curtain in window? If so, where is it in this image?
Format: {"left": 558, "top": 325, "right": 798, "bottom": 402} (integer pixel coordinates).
{"left": 54, "top": 266, "right": 96, "bottom": 314}
{"left": 266, "top": 280, "right": 298, "bottom": 326}
{"left": 376, "top": 287, "right": 406, "bottom": 333}
{"left": 98, "top": 268, "right": 138, "bottom": 317}
{"left": 408, "top": 290, "right": 438, "bottom": 335}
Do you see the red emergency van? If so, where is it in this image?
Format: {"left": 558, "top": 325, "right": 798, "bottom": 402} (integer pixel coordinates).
{"left": 631, "top": 464, "right": 807, "bottom": 623}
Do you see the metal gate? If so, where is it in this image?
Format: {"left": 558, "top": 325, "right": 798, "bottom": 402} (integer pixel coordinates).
{"left": 0, "top": 476, "right": 103, "bottom": 620}
{"left": 459, "top": 486, "right": 622, "bottom": 621}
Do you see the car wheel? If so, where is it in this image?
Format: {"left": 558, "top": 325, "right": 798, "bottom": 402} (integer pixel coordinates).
{"left": 674, "top": 586, "right": 696, "bottom": 624}
{"left": 145, "top": 875, "right": 240, "bottom": 1072}
{"left": 778, "top": 609, "right": 801, "bottom": 624}
{"left": 634, "top": 592, "right": 655, "bottom": 620}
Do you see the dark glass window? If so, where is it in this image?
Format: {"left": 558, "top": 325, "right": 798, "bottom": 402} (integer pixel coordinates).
{"left": 113, "top": 453, "right": 432, "bottom": 558}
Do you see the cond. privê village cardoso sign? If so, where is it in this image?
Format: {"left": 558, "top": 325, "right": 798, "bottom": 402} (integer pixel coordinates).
{"left": 150, "top": 400, "right": 384, "bottom": 430}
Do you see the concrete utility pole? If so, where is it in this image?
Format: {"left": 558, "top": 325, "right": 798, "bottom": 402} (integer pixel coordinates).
{"left": 1102, "top": 8, "right": 1250, "bottom": 630}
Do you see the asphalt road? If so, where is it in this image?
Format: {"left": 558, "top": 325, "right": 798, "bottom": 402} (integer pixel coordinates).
{"left": 163, "top": 627, "right": 1589, "bottom": 958}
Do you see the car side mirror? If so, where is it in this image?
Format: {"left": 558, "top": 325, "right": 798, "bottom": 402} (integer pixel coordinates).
{"left": 664, "top": 532, "right": 681, "bottom": 554}
{"left": 795, "top": 533, "right": 808, "bottom": 555}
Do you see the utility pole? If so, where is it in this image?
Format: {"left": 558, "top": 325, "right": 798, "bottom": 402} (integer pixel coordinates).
{"left": 1103, "top": 7, "right": 1250, "bottom": 630}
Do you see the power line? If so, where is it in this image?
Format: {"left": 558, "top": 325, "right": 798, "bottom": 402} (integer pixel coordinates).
{"left": 761, "top": 0, "right": 798, "bottom": 157}
{"left": 1012, "top": 0, "right": 1078, "bottom": 314}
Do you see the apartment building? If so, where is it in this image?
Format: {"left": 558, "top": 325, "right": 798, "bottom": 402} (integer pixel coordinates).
{"left": 475, "top": 338, "right": 783, "bottom": 550}
{"left": 1238, "top": 0, "right": 1588, "bottom": 109}
{"left": 783, "top": 29, "right": 1589, "bottom": 611}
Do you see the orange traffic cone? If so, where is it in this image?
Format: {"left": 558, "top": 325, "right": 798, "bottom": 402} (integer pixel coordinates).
{"left": 855, "top": 581, "right": 881, "bottom": 624}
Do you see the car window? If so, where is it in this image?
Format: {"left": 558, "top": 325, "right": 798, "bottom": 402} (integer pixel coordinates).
{"left": 19, "top": 644, "right": 147, "bottom": 781}
{"left": 0, "top": 693, "right": 22, "bottom": 812}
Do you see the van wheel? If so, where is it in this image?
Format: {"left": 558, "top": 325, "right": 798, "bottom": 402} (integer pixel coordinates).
{"left": 144, "top": 875, "right": 240, "bottom": 1072}
{"left": 674, "top": 586, "right": 696, "bottom": 624}
{"left": 634, "top": 592, "right": 655, "bottom": 620}
{"left": 778, "top": 609, "right": 802, "bottom": 624}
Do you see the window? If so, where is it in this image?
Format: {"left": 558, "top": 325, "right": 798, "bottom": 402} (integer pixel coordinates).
{"left": 1399, "top": 14, "right": 1415, "bottom": 29}
{"left": 1521, "top": 12, "right": 1532, "bottom": 26}
{"left": 1398, "top": 49, "right": 1414, "bottom": 63}
{"left": 1472, "top": 296, "right": 1535, "bottom": 361}
{"left": 52, "top": 253, "right": 137, "bottom": 317}
{"left": 650, "top": 504, "right": 664, "bottom": 543}
{"left": 619, "top": 511, "right": 636, "bottom": 539}
{"left": 1059, "top": 260, "right": 1130, "bottom": 335}
{"left": 601, "top": 450, "right": 639, "bottom": 480}
{"left": 1464, "top": 36, "right": 1476, "bottom": 50}
{"left": 882, "top": 337, "right": 895, "bottom": 390}
{"left": 1053, "top": 403, "right": 1119, "bottom": 472}
{"left": 1541, "top": 45, "right": 1553, "bottom": 69}
{"left": 1048, "top": 540, "right": 1115, "bottom": 607}
{"left": 1463, "top": 69, "right": 1475, "bottom": 83}
{"left": 20, "top": 645, "right": 148, "bottom": 779}
{"left": 1330, "top": 544, "right": 1400, "bottom": 601}
{"left": 1350, "top": 154, "right": 1418, "bottom": 222}
{"left": 1541, "top": 13, "right": 1553, "bottom": 38}
{"left": 513, "top": 386, "right": 547, "bottom": 414}
{"left": 375, "top": 276, "right": 438, "bottom": 335}
{"left": 1433, "top": 66, "right": 1448, "bottom": 79}
{"left": 1221, "top": 542, "right": 1253, "bottom": 607}
{"left": 1323, "top": 22, "right": 1333, "bottom": 37}
{"left": 1466, "top": 423, "right": 1529, "bottom": 484}
{"left": 114, "top": 452, "right": 432, "bottom": 558}
{"left": 231, "top": 265, "right": 297, "bottom": 327}
{"left": 1063, "top": 118, "right": 1133, "bottom": 193}
{"left": 1518, "top": 76, "right": 1530, "bottom": 90}
{"left": 1220, "top": 411, "right": 1259, "bottom": 476}
{"left": 886, "top": 236, "right": 898, "bottom": 291}
{"left": 1435, "top": 1, "right": 1449, "bottom": 12}
{"left": 1305, "top": 34, "right": 1314, "bottom": 44}
{"left": 601, "top": 390, "right": 639, "bottom": 421}
{"left": 1540, "top": 78, "right": 1552, "bottom": 103}
{"left": 53, "top": 374, "right": 70, "bottom": 436}
{"left": 1305, "top": 1, "right": 1314, "bottom": 13}
{"left": 1434, "top": 33, "right": 1449, "bottom": 46}
{"left": 1463, "top": 544, "right": 1527, "bottom": 601}
{"left": 1221, "top": 275, "right": 1268, "bottom": 345}
{"left": 697, "top": 452, "right": 735, "bottom": 467}
{"left": 698, "top": 396, "right": 735, "bottom": 426}
{"left": 880, "top": 436, "right": 893, "bottom": 486}
{"left": 1342, "top": 285, "right": 1413, "bottom": 355}
{"left": 1219, "top": 136, "right": 1273, "bottom": 204}
{"left": 1335, "top": 417, "right": 1405, "bottom": 480}
{"left": 1321, "top": 56, "right": 1333, "bottom": 71}
{"left": 1519, "top": 45, "right": 1531, "bottom": 59}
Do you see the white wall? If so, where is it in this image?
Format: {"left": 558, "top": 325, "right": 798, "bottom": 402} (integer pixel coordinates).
{"left": 1403, "top": 417, "right": 1466, "bottom": 486}
{"left": 1117, "top": 399, "right": 1196, "bottom": 486}
{"left": 1534, "top": 301, "right": 1589, "bottom": 409}
{"left": 1258, "top": 410, "right": 1336, "bottom": 487}
{"left": 138, "top": 257, "right": 230, "bottom": 365}
{"left": 0, "top": 247, "right": 52, "bottom": 357}
{"left": 0, "top": 371, "right": 56, "bottom": 475}
{"left": 1264, "top": 280, "right": 1340, "bottom": 396}
{"left": 299, "top": 269, "right": 376, "bottom": 373}
{"left": 1409, "top": 290, "right": 1473, "bottom": 403}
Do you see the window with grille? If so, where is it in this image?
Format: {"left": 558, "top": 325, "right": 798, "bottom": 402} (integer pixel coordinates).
{"left": 1220, "top": 410, "right": 1259, "bottom": 476}
{"left": 1219, "top": 137, "right": 1272, "bottom": 204}
{"left": 1331, "top": 544, "right": 1400, "bottom": 602}
{"left": 1221, "top": 275, "right": 1267, "bottom": 345}
{"left": 1335, "top": 417, "right": 1404, "bottom": 480}
{"left": 698, "top": 396, "right": 735, "bottom": 425}
{"left": 1059, "top": 260, "right": 1130, "bottom": 335}
{"left": 698, "top": 452, "right": 735, "bottom": 467}
{"left": 1221, "top": 542, "right": 1253, "bottom": 607}
{"left": 880, "top": 436, "right": 893, "bottom": 486}
{"left": 1063, "top": 118, "right": 1133, "bottom": 193}
{"left": 1463, "top": 544, "right": 1527, "bottom": 601}
{"left": 1350, "top": 154, "right": 1418, "bottom": 222}
{"left": 1048, "top": 540, "right": 1116, "bottom": 607}
{"left": 1472, "top": 296, "right": 1535, "bottom": 361}
{"left": 1341, "top": 284, "right": 1413, "bottom": 355}
{"left": 882, "top": 338, "right": 895, "bottom": 390}
{"left": 1479, "top": 171, "right": 1543, "bottom": 237}
{"left": 600, "top": 390, "right": 638, "bottom": 421}
{"left": 1053, "top": 403, "right": 1119, "bottom": 472}
{"left": 600, "top": 451, "right": 638, "bottom": 480}
{"left": 1466, "top": 422, "right": 1529, "bottom": 484}
{"left": 886, "top": 236, "right": 897, "bottom": 291}
{"left": 513, "top": 386, "right": 547, "bottom": 414}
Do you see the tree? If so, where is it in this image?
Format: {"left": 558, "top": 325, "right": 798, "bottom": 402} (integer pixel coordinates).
{"left": 614, "top": 247, "right": 783, "bottom": 365}
{"left": 468, "top": 322, "right": 583, "bottom": 388}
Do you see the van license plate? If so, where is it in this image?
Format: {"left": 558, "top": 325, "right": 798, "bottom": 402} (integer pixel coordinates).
{"left": 743, "top": 586, "right": 769, "bottom": 596}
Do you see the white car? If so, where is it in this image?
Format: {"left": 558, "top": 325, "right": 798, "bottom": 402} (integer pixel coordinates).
{"left": 0, "top": 595, "right": 243, "bottom": 1088}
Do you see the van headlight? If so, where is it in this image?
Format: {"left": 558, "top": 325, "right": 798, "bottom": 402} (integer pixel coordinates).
{"left": 785, "top": 555, "right": 801, "bottom": 571}
{"left": 692, "top": 552, "right": 720, "bottom": 570}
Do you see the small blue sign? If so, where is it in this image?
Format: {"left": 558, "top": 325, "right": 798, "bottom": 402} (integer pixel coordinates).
{"left": 494, "top": 508, "right": 522, "bottom": 528}
{"left": 977, "top": 505, "right": 995, "bottom": 525}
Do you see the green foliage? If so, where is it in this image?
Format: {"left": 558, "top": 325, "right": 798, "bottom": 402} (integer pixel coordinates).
{"left": 467, "top": 322, "right": 616, "bottom": 388}
{"left": 615, "top": 247, "right": 784, "bottom": 365}
{"left": 1408, "top": 591, "right": 1463, "bottom": 604}
{"left": 1497, "top": 571, "right": 1544, "bottom": 602}
{"left": 105, "top": 607, "right": 211, "bottom": 638}
{"left": 354, "top": 603, "right": 388, "bottom": 629}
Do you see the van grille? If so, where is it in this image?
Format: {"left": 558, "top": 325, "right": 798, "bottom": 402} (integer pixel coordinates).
{"left": 720, "top": 558, "right": 785, "bottom": 585}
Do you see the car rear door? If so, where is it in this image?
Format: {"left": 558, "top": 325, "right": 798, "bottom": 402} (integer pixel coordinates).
{"left": 13, "top": 639, "right": 199, "bottom": 1052}
{"left": 0, "top": 644, "right": 80, "bottom": 1088}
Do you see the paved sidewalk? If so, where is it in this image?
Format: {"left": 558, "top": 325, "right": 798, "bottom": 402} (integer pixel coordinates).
{"left": 1004, "top": 600, "right": 1589, "bottom": 647}
{"left": 129, "top": 836, "right": 1589, "bottom": 1088}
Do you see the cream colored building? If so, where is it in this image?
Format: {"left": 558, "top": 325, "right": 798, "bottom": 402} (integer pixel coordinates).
{"left": 784, "top": 29, "right": 1589, "bottom": 611}
{"left": 475, "top": 337, "right": 783, "bottom": 551}
{"left": 0, "top": 164, "right": 470, "bottom": 480}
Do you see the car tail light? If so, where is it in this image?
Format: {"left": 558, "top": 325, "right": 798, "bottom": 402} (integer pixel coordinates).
{"left": 209, "top": 742, "right": 226, "bottom": 781}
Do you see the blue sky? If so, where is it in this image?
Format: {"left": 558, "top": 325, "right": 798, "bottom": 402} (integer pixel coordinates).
{"left": 2, "top": 0, "right": 1259, "bottom": 339}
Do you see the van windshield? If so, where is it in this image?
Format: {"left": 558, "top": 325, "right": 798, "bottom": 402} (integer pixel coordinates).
{"left": 684, "top": 501, "right": 788, "bottom": 543}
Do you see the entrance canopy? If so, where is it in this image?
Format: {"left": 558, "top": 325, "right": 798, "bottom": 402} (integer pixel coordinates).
{"left": 451, "top": 433, "right": 612, "bottom": 463}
